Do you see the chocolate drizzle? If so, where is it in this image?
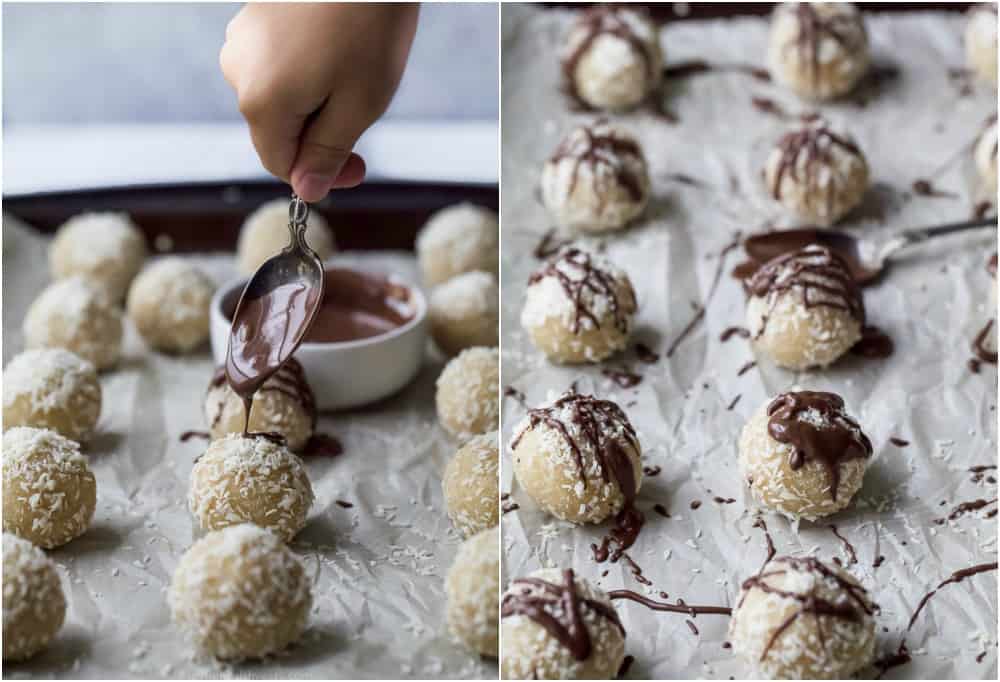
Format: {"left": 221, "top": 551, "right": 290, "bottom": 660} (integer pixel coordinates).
{"left": 739, "top": 556, "right": 874, "bottom": 662}
{"left": 609, "top": 590, "right": 732, "bottom": 616}
{"left": 768, "top": 121, "right": 864, "bottom": 216}
{"left": 779, "top": 3, "right": 864, "bottom": 90}
{"left": 972, "top": 319, "right": 998, "bottom": 366}
{"left": 766, "top": 391, "right": 872, "bottom": 501}
{"left": 747, "top": 245, "right": 865, "bottom": 340}
{"left": 501, "top": 569, "right": 625, "bottom": 661}
{"left": 209, "top": 358, "right": 317, "bottom": 431}
{"left": 549, "top": 122, "right": 645, "bottom": 204}
{"left": 529, "top": 247, "right": 635, "bottom": 335}
{"left": 562, "top": 7, "right": 654, "bottom": 107}
{"left": 850, "top": 325, "right": 894, "bottom": 358}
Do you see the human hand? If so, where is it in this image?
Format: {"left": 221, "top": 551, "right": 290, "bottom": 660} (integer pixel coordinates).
{"left": 220, "top": 3, "right": 419, "bottom": 201}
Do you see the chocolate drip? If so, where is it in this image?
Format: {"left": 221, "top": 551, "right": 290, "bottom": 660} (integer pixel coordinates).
{"left": 591, "top": 505, "right": 645, "bottom": 564}
{"left": 533, "top": 229, "right": 570, "bottom": 260}
{"left": 828, "top": 524, "right": 858, "bottom": 565}
{"left": 302, "top": 433, "right": 343, "bottom": 457}
{"left": 739, "top": 556, "right": 874, "bottom": 661}
{"left": 179, "top": 430, "right": 210, "bottom": 442}
{"left": 935, "top": 497, "right": 998, "bottom": 524}
{"left": 752, "top": 515, "right": 776, "bottom": 571}
{"left": 850, "top": 325, "right": 894, "bottom": 358}
{"left": 666, "top": 236, "right": 742, "bottom": 357}
{"left": 562, "top": 7, "right": 654, "bottom": 107}
{"left": 664, "top": 59, "right": 769, "bottom": 82}
{"left": 989, "top": 252, "right": 998, "bottom": 279}
{"left": 769, "top": 122, "right": 863, "bottom": 209}
{"left": 726, "top": 394, "right": 742, "bottom": 411}
{"left": 633, "top": 343, "right": 660, "bottom": 363}
{"left": 617, "top": 654, "right": 635, "bottom": 678}
{"left": 766, "top": 391, "right": 872, "bottom": 501}
{"left": 714, "top": 496, "right": 736, "bottom": 504}
{"left": 504, "top": 385, "right": 527, "bottom": 407}
{"left": 737, "top": 361, "right": 756, "bottom": 376}
{"left": 550, "top": 122, "right": 645, "bottom": 204}
{"left": 501, "top": 569, "right": 625, "bottom": 661}
{"left": 209, "top": 357, "right": 317, "bottom": 431}
{"left": 609, "top": 590, "right": 731, "bottom": 616}
{"left": 748, "top": 245, "right": 864, "bottom": 340}
{"left": 529, "top": 247, "right": 635, "bottom": 335}
{"left": 642, "top": 465, "right": 661, "bottom": 476}
{"left": 781, "top": 4, "right": 862, "bottom": 90}
{"left": 335, "top": 500, "right": 353, "bottom": 508}
{"left": 972, "top": 319, "right": 998, "bottom": 365}
{"left": 911, "top": 179, "right": 957, "bottom": 199}
{"left": 889, "top": 437, "right": 909, "bottom": 447}
{"left": 720, "top": 326, "right": 750, "bottom": 342}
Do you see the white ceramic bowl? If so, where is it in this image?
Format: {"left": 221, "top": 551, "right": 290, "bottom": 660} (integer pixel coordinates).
{"left": 210, "top": 266, "right": 427, "bottom": 411}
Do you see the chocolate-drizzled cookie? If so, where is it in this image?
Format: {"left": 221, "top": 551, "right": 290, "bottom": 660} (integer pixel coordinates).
{"left": 548, "top": 122, "right": 647, "bottom": 207}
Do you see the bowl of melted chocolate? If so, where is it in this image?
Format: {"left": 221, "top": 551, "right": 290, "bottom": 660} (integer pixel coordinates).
{"left": 210, "top": 265, "right": 426, "bottom": 410}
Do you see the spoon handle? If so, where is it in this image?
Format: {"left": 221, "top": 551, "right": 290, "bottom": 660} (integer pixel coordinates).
{"left": 879, "top": 215, "right": 997, "bottom": 262}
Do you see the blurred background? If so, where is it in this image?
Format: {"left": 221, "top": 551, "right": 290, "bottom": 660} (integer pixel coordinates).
{"left": 2, "top": 3, "right": 499, "bottom": 194}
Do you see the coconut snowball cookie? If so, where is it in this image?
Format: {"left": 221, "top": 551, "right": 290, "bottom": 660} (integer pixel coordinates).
{"left": 541, "top": 121, "right": 650, "bottom": 234}
{"left": 767, "top": 3, "right": 869, "bottom": 101}
{"left": 443, "top": 431, "right": 499, "bottom": 537}
{"left": 189, "top": 434, "right": 314, "bottom": 542}
{"left": 204, "top": 360, "right": 316, "bottom": 452}
{"left": 416, "top": 203, "right": 499, "bottom": 287}
{"left": 2, "top": 348, "right": 101, "bottom": 443}
{"left": 168, "top": 523, "right": 312, "bottom": 660}
{"left": 237, "top": 198, "right": 335, "bottom": 275}
{"left": 746, "top": 244, "right": 864, "bottom": 370}
{"left": 521, "top": 246, "right": 637, "bottom": 364}
{"left": 966, "top": 4, "right": 998, "bottom": 87}
{"left": 511, "top": 391, "right": 641, "bottom": 524}
{"left": 23, "top": 276, "right": 124, "bottom": 371}
{"left": 435, "top": 346, "right": 499, "bottom": 439}
{"left": 764, "top": 118, "right": 869, "bottom": 226}
{"left": 739, "top": 391, "right": 871, "bottom": 520}
{"left": 561, "top": 6, "right": 662, "bottom": 112}
{"left": 975, "top": 115, "right": 998, "bottom": 197}
{"left": 49, "top": 211, "right": 147, "bottom": 301}
{"left": 446, "top": 527, "right": 499, "bottom": 657}
{"left": 2, "top": 533, "right": 67, "bottom": 662}
{"left": 3, "top": 427, "right": 96, "bottom": 548}
{"left": 729, "top": 556, "right": 876, "bottom": 679}
{"left": 501, "top": 568, "right": 625, "bottom": 680}
{"left": 127, "top": 258, "right": 215, "bottom": 353}
{"left": 428, "top": 270, "right": 499, "bottom": 357}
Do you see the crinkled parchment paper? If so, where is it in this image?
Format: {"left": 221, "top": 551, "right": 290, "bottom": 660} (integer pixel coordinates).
{"left": 500, "top": 5, "right": 997, "bottom": 679}
{"left": 2, "top": 215, "right": 495, "bottom": 680}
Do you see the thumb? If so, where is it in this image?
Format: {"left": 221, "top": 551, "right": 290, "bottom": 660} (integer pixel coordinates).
{"left": 290, "top": 101, "right": 367, "bottom": 202}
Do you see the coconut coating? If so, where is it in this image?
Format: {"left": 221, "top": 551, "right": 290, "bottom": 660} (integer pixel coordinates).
{"left": 446, "top": 527, "right": 499, "bottom": 657}
{"left": 966, "top": 4, "right": 998, "bottom": 87}
{"left": 764, "top": 119, "right": 869, "bottom": 226}
{"left": 975, "top": 117, "right": 998, "bottom": 197}
{"left": 738, "top": 400, "right": 868, "bottom": 520}
{"left": 237, "top": 198, "right": 335, "bottom": 275}
{"left": 168, "top": 523, "right": 312, "bottom": 660}
{"left": 767, "top": 3, "right": 869, "bottom": 101}
{"left": 23, "top": 276, "right": 124, "bottom": 371}
{"left": 729, "top": 556, "right": 876, "bottom": 679}
{"left": 435, "top": 347, "right": 499, "bottom": 440}
{"left": 501, "top": 568, "right": 625, "bottom": 680}
{"left": 3, "top": 427, "right": 96, "bottom": 548}
{"left": 416, "top": 203, "right": 499, "bottom": 287}
{"left": 2, "top": 533, "right": 66, "bottom": 662}
{"left": 49, "top": 211, "right": 147, "bottom": 301}
{"left": 126, "top": 258, "right": 215, "bottom": 353}
{"left": 521, "top": 247, "right": 637, "bottom": 364}
{"left": 562, "top": 7, "right": 663, "bottom": 111}
{"left": 189, "top": 435, "right": 314, "bottom": 542}
{"left": 541, "top": 122, "right": 649, "bottom": 234}
{"left": 2, "top": 348, "right": 101, "bottom": 443}
{"left": 511, "top": 396, "right": 642, "bottom": 524}
{"left": 428, "top": 270, "right": 499, "bottom": 357}
{"left": 443, "top": 431, "right": 499, "bottom": 537}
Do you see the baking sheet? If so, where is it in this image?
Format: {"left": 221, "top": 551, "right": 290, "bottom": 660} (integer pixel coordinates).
{"left": 1, "top": 214, "right": 496, "bottom": 680}
{"left": 500, "top": 6, "right": 998, "bottom": 680}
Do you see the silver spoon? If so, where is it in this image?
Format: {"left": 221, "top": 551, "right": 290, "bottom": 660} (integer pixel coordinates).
{"left": 225, "top": 194, "right": 326, "bottom": 424}
{"left": 744, "top": 215, "right": 998, "bottom": 285}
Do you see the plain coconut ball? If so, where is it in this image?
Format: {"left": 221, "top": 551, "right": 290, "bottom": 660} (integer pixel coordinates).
{"left": 501, "top": 567, "right": 625, "bottom": 680}
{"left": 445, "top": 527, "right": 499, "bottom": 657}
{"left": 561, "top": 6, "right": 663, "bottom": 111}
{"left": 975, "top": 116, "right": 998, "bottom": 198}
{"left": 767, "top": 3, "right": 869, "bottom": 101}
{"left": 2, "top": 348, "right": 101, "bottom": 443}
{"left": 738, "top": 391, "right": 871, "bottom": 520}
{"left": 764, "top": 118, "right": 869, "bottom": 226}
{"left": 204, "top": 360, "right": 316, "bottom": 452}
{"left": 2, "top": 533, "right": 66, "bottom": 662}
{"left": 729, "top": 555, "right": 876, "bottom": 679}
{"left": 189, "top": 434, "right": 314, "bottom": 542}
{"left": 23, "top": 276, "right": 124, "bottom": 371}
{"left": 435, "top": 347, "right": 499, "bottom": 439}
{"left": 541, "top": 121, "right": 650, "bottom": 234}
{"left": 521, "top": 246, "right": 637, "bottom": 364}
{"left": 966, "top": 4, "right": 998, "bottom": 87}
{"left": 49, "top": 211, "right": 147, "bottom": 301}
{"left": 127, "top": 258, "right": 215, "bottom": 353}
{"left": 428, "top": 270, "right": 499, "bottom": 357}
{"left": 416, "top": 203, "right": 499, "bottom": 287}
{"left": 511, "top": 391, "right": 642, "bottom": 524}
{"left": 443, "top": 431, "right": 499, "bottom": 537}
{"left": 3, "top": 427, "right": 96, "bottom": 548}
{"left": 168, "top": 523, "right": 312, "bottom": 660}
{"left": 237, "top": 198, "right": 335, "bottom": 275}
{"left": 746, "top": 245, "right": 864, "bottom": 370}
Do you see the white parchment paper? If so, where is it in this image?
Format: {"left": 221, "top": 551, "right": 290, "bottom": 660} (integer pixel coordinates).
{"left": 2, "top": 215, "right": 496, "bottom": 680}
{"left": 500, "top": 6, "right": 998, "bottom": 680}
